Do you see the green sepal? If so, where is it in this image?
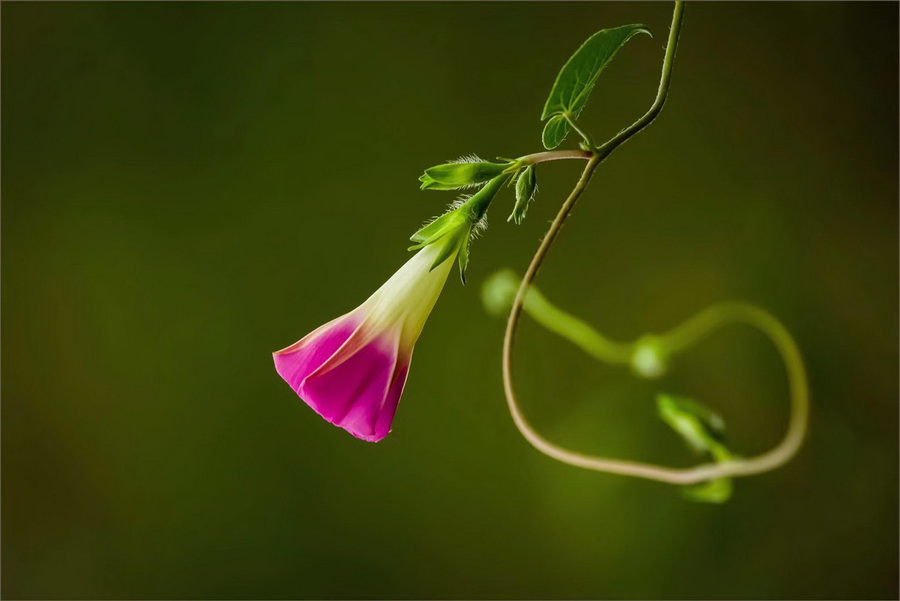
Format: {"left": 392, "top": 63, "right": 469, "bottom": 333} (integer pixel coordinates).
{"left": 457, "top": 237, "right": 470, "bottom": 284}
{"left": 463, "top": 173, "right": 509, "bottom": 221}
{"left": 429, "top": 234, "right": 465, "bottom": 272}
{"left": 410, "top": 174, "right": 509, "bottom": 281}
{"left": 419, "top": 174, "right": 440, "bottom": 189}
{"left": 509, "top": 165, "right": 537, "bottom": 224}
{"left": 411, "top": 174, "right": 507, "bottom": 249}
{"left": 409, "top": 210, "right": 466, "bottom": 248}
{"left": 419, "top": 160, "right": 510, "bottom": 191}
{"left": 541, "top": 114, "right": 571, "bottom": 150}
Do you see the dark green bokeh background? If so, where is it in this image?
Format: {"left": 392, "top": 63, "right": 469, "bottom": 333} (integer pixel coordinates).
{"left": 3, "top": 2, "right": 897, "bottom": 599}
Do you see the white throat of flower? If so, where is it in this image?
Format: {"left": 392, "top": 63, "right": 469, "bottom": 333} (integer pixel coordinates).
{"left": 359, "top": 241, "right": 456, "bottom": 350}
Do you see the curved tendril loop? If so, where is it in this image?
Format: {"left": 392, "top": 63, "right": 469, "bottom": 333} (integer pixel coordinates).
{"left": 501, "top": 1, "right": 808, "bottom": 485}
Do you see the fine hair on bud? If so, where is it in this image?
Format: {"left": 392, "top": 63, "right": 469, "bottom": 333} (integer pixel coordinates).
{"left": 449, "top": 154, "right": 486, "bottom": 164}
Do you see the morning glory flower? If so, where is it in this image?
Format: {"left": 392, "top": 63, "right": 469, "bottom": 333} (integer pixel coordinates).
{"left": 273, "top": 175, "right": 505, "bottom": 442}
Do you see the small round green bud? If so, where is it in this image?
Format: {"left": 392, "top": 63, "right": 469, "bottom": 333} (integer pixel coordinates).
{"left": 631, "top": 335, "right": 667, "bottom": 379}
{"left": 481, "top": 269, "right": 520, "bottom": 317}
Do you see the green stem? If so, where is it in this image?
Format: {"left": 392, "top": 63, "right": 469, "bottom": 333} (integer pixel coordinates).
{"left": 657, "top": 303, "right": 809, "bottom": 471}
{"left": 595, "top": 0, "right": 685, "bottom": 161}
{"left": 499, "top": 271, "right": 809, "bottom": 484}
{"left": 503, "top": 1, "right": 746, "bottom": 485}
{"left": 563, "top": 113, "right": 596, "bottom": 150}
{"left": 526, "top": 290, "right": 633, "bottom": 364}
{"left": 517, "top": 149, "right": 593, "bottom": 166}
{"left": 503, "top": 0, "right": 807, "bottom": 484}
{"left": 492, "top": 273, "right": 632, "bottom": 363}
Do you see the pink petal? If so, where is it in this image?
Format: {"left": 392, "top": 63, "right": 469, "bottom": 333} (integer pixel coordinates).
{"left": 273, "top": 313, "right": 362, "bottom": 389}
{"left": 377, "top": 361, "right": 410, "bottom": 438}
{"left": 273, "top": 316, "right": 410, "bottom": 442}
{"left": 302, "top": 332, "right": 409, "bottom": 442}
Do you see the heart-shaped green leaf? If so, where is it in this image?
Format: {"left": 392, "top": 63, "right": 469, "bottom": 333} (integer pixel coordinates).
{"left": 541, "top": 24, "right": 651, "bottom": 122}
{"left": 542, "top": 114, "right": 571, "bottom": 150}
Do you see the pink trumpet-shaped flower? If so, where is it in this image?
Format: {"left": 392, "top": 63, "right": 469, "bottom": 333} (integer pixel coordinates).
{"left": 273, "top": 236, "right": 461, "bottom": 442}
{"left": 274, "top": 174, "right": 504, "bottom": 442}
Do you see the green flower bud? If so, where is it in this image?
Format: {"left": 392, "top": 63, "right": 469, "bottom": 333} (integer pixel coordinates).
{"left": 656, "top": 393, "right": 726, "bottom": 454}
{"left": 419, "top": 156, "right": 511, "bottom": 191}
{"left": 656, "top": 393, "right": 734, "bottom": 504}
{"left": 509, "top": 165, "right": 537, "bottom": 225}
{"left": 480, "top": 269, "right": 521, "bottom": 317}
{"left": 630, "top": 335, "right": 668, "bottom": 378}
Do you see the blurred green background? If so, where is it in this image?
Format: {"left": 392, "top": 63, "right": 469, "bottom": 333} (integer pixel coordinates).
{"left": 2, "top": 2, "right": 897, "bottom": 599}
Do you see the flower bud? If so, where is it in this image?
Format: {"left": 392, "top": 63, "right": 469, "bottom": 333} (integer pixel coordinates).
{"left": 631, "top": 335, "right": 668, "bottom": 378}
{"left": 419, "top": 156, "right": 510, "bottom": 191}
{"left": 481, "top": 269, "right": 521, "bottom": 316}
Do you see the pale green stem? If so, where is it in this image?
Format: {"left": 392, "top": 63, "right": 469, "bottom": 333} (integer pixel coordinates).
{"left": 563, "top": 113, "right": 597, "bottom": 150}
{"left": 657, "top": 303, "right": 809, "bottom": 473}
{"left": 501, "top": 274, "right": 809, "bottom": 485}
{"left": 517, "top": 149, "right": 593, "bottom": 166}
{"left": 505, "top": 276, "right": 632, "bottom": 364}
{"left": 595, "top": 0, "right": 685, "bottom": 161}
